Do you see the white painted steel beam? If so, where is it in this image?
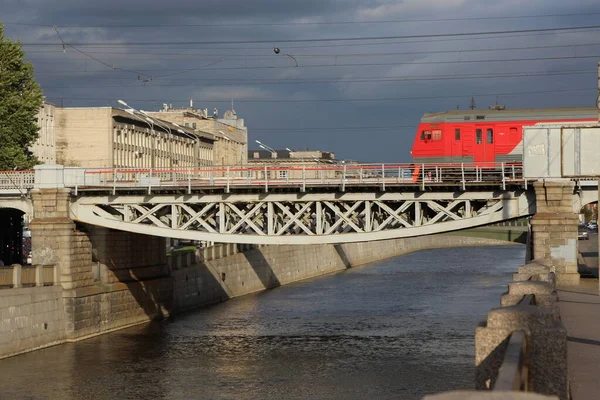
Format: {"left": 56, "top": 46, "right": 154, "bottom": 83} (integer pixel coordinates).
{"left": 69, "top": 190, "right": 535, "bottom": 245}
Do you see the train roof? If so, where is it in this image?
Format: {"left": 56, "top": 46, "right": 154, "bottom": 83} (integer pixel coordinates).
{"left": 421, "top": 106, "right": 598, "bottom": 123}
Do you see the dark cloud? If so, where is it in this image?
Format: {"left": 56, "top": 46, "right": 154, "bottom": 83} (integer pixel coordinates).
{"left": 2, "top": 0, "right": 600, "bottom": 162}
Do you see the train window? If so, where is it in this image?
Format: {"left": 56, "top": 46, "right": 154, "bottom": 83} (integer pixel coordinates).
{"left": 487, "top": 128, "right": 494, "bottom": 144}
{"left": 476, "top": 129, "right": 482, "bottom": 144}
{"left": 432, "top": 130, "right": 442, "bottom": 141}
{"left": 509, "top": 127, "right": 518, "bottom": 141}
{"left": 421, "top": 130, "right": 432, "bottom": 140}
{"left": 455, "top": 128, "right": 461, "bottom": 140}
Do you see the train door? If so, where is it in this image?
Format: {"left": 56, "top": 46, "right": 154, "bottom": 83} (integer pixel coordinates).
{"left": 473, "top": 125, "right": 496, "bottom": 165}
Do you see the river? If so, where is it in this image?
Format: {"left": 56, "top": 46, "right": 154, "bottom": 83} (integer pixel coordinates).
{"left": 0, "top": 245, "right": 524, "bottom": 400}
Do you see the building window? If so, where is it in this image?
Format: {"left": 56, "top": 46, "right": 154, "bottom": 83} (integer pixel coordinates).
{"left": 476, "top": 129, "right": 482, "bottom": 144}
{"left": 184, "top": 122, "right": 190, "bottom": 128}
{"left": 192, "top": 123, "right": 197, "bottom": 129}
{"left": 455, "top": 128, "right": 460, "bottom": 140}
{"left": 476, "top": 115, "right": 485, "bottom": 120}
{"left": 487, "top": 128, "right": 494, "bottom": 144}
{"left": 279, "top": 170, "right": 288, "bottom": 179}
{"left": 253, "top": 152, "right": 259, "bottom": 159}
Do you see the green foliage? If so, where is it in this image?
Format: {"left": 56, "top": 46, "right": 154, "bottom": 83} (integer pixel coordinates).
{"left": 0, "top": 24, "right": 43, "bottom": 170}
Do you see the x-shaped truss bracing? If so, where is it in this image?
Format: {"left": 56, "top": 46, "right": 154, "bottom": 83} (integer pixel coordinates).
{"left": 72, "top": 191, "right": 533, "bottom": 244}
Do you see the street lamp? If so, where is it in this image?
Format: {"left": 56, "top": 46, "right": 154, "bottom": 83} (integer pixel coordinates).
{"left": 171, "top": 122, "right": 201, "bottom": 167}
{"left": 255, "top": 140, "right": 276, "bottom": 153}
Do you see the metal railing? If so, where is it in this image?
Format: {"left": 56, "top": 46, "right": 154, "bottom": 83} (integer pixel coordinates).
{"left": 493, "top": 294, "right": 534, "bottom": 392}
{"left": 0, "top": 264, "right": 59, "bottom": 289}
{"left": 0, "top": 170, "right": 35, "bottom": 193}
{"left": 24, "top": 162, "right": 524, "bottom": 194}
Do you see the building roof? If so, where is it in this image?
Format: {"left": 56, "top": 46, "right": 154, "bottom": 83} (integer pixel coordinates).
{"left": 421, "top": 106, "right": 598, "bottom": 123}
{"left": 112, "top": 108, "right": 214, "bottom": 142}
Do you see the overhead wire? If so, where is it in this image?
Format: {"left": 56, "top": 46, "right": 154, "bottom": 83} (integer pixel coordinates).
{"left": 22, "top": 41, "right": 600, "bottom": 59}
{"left": 5, "top": 11, "right": 600, "bottom": 28}
{"left": 29, "top": 54, "right": 600, "bottom": 77}
{"left": 20, "top": 24, "right": 600, "bottom": 46}
{"left": 42, "top": 87, "right": 595, "bottom": 104}
{"left": 37, "top": 70, "right": 597, "bottom": 89}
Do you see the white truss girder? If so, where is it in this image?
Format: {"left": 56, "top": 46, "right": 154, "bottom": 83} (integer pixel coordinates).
{"left": 70, "top": 190, "right": 534, "bottom": 244}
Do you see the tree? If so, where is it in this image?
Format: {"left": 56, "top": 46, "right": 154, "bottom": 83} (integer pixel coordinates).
{"left": 0, "top": 24, "right": 43, "bottom": 170}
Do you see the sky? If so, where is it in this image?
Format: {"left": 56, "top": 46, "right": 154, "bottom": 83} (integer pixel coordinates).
{"left": 2, "top": 0, "right": 600, "bottom": 162}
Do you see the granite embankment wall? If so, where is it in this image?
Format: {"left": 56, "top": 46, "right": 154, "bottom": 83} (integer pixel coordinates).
{"left": 0, "top": 286, "right": 65, "bottom": 359}
{"left": 0, "top": 233, "right": 514, "bottom": 360}
{"left": 171, "top": 235, "right": 514, "bottom": 311}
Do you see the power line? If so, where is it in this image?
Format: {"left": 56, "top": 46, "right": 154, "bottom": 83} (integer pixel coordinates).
{"left": 19, "top": 24, "right": 600, "bottom": 46}
{"left": 24, "top": 41, "right": 600, "bottom": 59}
{"left": 36, "top": 70, "right": 597, "bottom": 89}
{"left": 43, "top": 87, "right": 595, "bottom": 104}
{"left": 5, "top": 11, "right": 600, "bottom": 28}
{"left": 31, "top": 54, "right": 600, "bottom": 76}
{"left": 22, "top": 27, "right": 600, "bottom": 51}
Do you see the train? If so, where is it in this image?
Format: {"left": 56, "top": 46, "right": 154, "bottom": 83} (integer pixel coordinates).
{"left": 410, "top": 106, "right": 598, "bottom": 165}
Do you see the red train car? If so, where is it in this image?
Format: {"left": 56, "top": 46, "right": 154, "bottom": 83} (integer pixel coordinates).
{"left": 411, "top": 107, "right": 598, "bottom": 165}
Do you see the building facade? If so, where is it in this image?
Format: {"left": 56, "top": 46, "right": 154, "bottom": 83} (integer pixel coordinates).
{"left": 55, "top": 107, "right": 214, "bottom": 168}
{"left": 146, "top": 105, "right": 248, "bottom": 166}
{"left": 30, "top": 103, "right": 56, "bottom": 164}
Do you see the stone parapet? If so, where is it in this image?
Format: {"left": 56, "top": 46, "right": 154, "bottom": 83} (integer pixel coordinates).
{"left": 424, "top": 391, "right": 558, "bottom": 399}
{"left": 472, "top": 259, "right": 567, "bottom": 400}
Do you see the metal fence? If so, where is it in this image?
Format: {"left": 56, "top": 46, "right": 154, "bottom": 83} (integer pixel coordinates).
{"left": 42, "top": 162, "right": 526, "bottom": 193}
{"left": 0, "top": 170, "right": 35, "bottom": 193}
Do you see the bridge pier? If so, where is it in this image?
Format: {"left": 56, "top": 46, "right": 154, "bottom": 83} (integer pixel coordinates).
{"left": 531, "top": 181, "right": 580, "bottom": 286}
{"left": 28, "top": 188, "right": 171, "bottom": 341}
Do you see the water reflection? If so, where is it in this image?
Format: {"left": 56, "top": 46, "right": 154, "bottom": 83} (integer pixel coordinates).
{"left": 0, "top": 245, "right": 523, "bottom": 400}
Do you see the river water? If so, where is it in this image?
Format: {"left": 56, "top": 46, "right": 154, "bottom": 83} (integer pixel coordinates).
{"left": 0, "top": 245, "right": 524, "bottom": 400}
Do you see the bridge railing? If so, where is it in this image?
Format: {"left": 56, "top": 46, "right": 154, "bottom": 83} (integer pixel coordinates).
{"left": 0, "top": 264, "right": 59, "bottom": 289}
{"left": 26, "top": 162, "right": 523, "bottom": 192}
{"left": 0, "top": 163, "right": 526, "bottom": 193}
{"left": 0, "top": 170, "right": 35, "bottom": 193}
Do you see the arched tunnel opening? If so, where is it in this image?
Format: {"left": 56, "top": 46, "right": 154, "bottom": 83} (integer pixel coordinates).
{"left": 579, "top": 201, "right": 598, "bottom": 225}
{"left": 0, "top": 208, "right": 26, "bottom": 266}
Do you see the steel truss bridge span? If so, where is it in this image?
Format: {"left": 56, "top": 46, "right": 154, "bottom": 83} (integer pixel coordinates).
{"left": 70, "top": 191, "right": 534, "bottom": 245}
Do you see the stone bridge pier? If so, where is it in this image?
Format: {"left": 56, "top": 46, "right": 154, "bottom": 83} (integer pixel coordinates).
{"left": 28, "top": 188, "right": 171, "bottom": 341}
{"left": 531, "top": 181, "right": 580, "bottom": 286}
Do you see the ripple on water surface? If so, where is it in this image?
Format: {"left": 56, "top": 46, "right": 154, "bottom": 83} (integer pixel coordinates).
{"left": 0, "top": 245, "right": 523, "bottom": 400}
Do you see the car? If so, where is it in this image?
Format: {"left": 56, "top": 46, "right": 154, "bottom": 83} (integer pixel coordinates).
{"left": 578, "top": 231, "right": 589, "bottom": 240}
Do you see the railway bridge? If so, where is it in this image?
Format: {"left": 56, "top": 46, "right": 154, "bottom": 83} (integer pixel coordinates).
{"left": 0, "top": 163, "right": 539, "bottom": 245}
{"left": 0, "top": 162, "right": 592, "bottom": 281}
